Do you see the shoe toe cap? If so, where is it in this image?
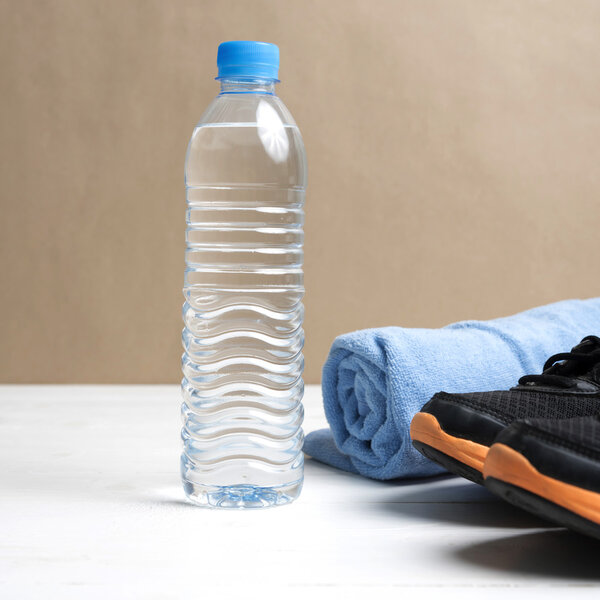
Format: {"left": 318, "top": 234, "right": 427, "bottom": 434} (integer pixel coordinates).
{"left": 420, "top": 391, "right": 509, "bottom": 447}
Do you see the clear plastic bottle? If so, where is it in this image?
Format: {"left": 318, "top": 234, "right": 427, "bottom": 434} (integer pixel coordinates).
{"left": 181, "top": 41, "right": 306, "bottom": 508}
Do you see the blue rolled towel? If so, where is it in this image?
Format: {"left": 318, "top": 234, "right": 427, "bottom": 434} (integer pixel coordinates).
{"left": 304, "top": 298, "right": 600, "bottom": 480}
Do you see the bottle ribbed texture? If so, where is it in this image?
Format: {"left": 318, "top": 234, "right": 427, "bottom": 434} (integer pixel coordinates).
{"left": 181, "top": 96, "right": 306, "bottom": 508}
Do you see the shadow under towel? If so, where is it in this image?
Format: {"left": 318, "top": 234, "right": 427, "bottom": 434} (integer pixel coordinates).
{"left": 304, "top": 298, "right": 600, "bottom": 480}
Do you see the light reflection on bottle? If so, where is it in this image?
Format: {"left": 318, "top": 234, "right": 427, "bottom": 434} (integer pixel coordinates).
{"left": 257, "top": 100, "right": 289, "bottom": 164}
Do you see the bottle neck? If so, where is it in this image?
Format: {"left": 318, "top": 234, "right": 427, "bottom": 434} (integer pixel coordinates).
{"left": 218, "top": 78, "right": 277, "bottom": 95}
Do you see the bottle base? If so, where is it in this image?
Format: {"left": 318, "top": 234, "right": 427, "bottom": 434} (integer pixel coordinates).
{"left": 182, "top": 480, "right": 303, "bottom": 509}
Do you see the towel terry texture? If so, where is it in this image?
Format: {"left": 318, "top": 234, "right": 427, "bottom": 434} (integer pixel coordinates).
{"left": 303, "top": 298, "right": 600, "bottom": 480}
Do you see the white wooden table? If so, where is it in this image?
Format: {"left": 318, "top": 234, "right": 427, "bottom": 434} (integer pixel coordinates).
{"left": 1, "top": 385, "right": 599, "bottom": 599}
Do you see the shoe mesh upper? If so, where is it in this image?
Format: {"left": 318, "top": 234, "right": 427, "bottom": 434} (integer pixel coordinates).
{"left": 448, "top": 389, "right": 600, "bottom": 424}
{"left": 522, "top": 415, "right": 600, "bottom": 454}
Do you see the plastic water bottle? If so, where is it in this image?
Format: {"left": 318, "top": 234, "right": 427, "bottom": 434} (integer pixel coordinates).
{"left": 181, "top": 41, "right": 306, "bottom": 508}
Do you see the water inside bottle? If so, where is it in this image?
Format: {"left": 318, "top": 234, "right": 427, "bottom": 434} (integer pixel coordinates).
{"left": 182, "top": 114, "right": 306, "bottom": 508}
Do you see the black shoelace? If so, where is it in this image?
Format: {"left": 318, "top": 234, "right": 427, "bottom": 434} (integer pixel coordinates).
{"left": 519, "top": 335, "right": 600, "bottom": 389}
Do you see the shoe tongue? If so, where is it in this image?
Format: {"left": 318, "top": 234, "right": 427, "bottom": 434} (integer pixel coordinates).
{"left": 586, "top": 362, "right": 600, "bottom": 385}
{"left": 573, "top": 337, "right": 600, "bottom": 354}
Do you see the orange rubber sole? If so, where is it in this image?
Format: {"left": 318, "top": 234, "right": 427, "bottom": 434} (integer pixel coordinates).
{"left": 410, "top": 412, "right": 489, "bottom": 474}
{"left": 484, "top": 443, "right": 600, "bottom": 526}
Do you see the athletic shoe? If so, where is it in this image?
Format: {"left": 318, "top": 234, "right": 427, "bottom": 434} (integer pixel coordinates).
{"left": 410, "top": 335, "right": 600, "bottom": 484}
{"left": 484, "top": 414, "right": 600, "bottom": 540}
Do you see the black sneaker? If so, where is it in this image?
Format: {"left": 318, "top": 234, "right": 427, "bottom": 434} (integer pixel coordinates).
{"left": 410, "top": 336, "right": 600, "bottom": 484}
{"left": 484, "top": 414, "right": 600, "bottom": 540}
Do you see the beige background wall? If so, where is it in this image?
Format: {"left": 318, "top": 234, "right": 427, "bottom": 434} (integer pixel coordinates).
{"left": 1, "top": 0, "right": 599, "bottom": 383}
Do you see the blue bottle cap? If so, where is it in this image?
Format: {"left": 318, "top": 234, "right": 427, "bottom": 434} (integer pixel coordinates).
{"left": 216, "top": 41, "right": 279, "bottom": 80}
